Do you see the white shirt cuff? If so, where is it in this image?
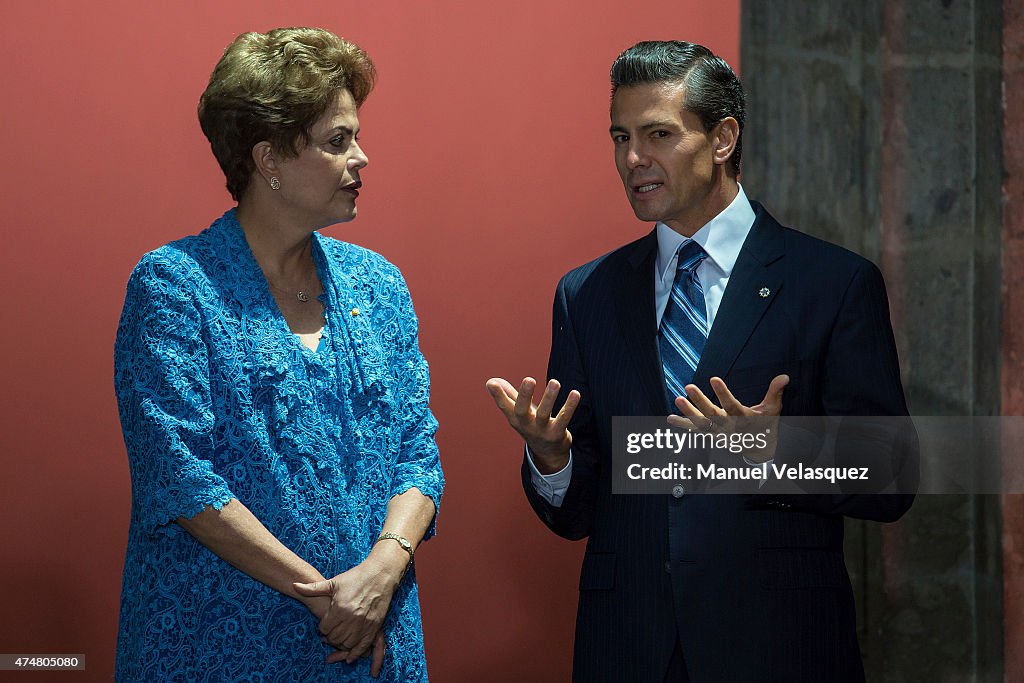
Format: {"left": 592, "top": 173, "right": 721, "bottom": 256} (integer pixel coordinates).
{"left": 526, "top": 445, "right": 573, "bottom": 507}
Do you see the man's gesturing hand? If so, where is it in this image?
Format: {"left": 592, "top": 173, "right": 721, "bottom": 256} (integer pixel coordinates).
{"left": 485, "top": 377, "right": 581, "bottom": 474}
{"left": 668, "top": 375, "right": 789, "bottom": 464}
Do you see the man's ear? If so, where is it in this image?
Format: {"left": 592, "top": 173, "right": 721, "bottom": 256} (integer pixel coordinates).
{"left": 251, "top": 141, "right": 280, "bottom": 186}
{"left": 711, "top": 118, "right": 739, "bottom": 167}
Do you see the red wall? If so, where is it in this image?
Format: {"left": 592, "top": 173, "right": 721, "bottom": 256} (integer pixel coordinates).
{"left": 0, "top": 2, "right": 738, "bottom": 679}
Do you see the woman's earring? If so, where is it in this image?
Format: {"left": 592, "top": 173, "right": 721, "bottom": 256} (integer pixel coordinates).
{"left": 269, "top": 176, "right": 281, "bottom": 190}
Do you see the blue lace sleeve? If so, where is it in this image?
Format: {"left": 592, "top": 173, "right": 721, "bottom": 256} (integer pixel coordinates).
{"left": 391, "top": 271, "right": 444, "bottom": 540}
{"left": 114, "top": 250, "right": 235, "bottom": 534}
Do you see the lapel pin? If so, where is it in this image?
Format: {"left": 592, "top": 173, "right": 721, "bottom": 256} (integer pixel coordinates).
{"left": 758, "top": 287, "right": 771, "bottom": 298}
{"left": 351, "top": 307, "right": 360, "bottom": 316}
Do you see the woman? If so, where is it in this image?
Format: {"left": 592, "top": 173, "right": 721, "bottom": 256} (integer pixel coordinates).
{"left": 114, "top": 27, "right": 443, "bottom": 681}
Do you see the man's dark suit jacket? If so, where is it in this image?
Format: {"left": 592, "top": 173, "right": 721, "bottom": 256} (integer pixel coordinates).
{"left": 522, "top": 202, "right": 915, "bottom": 682}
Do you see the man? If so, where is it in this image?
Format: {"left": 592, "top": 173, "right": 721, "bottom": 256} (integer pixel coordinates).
{"left": 486, "top": 41, "right": 913, "bottom": 681}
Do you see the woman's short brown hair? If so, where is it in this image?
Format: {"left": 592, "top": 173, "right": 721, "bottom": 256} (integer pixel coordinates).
{"left": 198, "top": 27, "right": 376, "bottom": 201}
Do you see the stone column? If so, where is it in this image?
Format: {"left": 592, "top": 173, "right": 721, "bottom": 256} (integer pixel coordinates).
{"left": 742, "top": 1, "right": 1006, "bottom": 679}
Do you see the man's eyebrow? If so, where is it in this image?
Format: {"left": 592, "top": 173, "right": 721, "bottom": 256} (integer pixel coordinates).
{"left": 609, "top": 120, "right": 679, "bottom": 135}
{"left": 639, "top": 120, "right": 678, "bottom": 131}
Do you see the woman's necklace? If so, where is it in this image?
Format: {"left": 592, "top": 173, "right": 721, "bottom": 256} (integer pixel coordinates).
{"left": 266, "top": 266, "right": 318, "bottom": 303}
{"left": 269, "top": 283, "right": 312, "bottom": 302}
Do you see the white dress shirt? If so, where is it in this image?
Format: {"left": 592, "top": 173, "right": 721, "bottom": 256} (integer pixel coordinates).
{"left": 528, "top": 186, "right": 757, "bottom": 506}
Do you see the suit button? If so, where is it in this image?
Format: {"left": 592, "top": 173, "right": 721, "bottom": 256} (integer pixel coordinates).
{"left": 672, "top": 484, "right": 685, "bottom": 498}
{"left": 664, "top": 561, "right": 672, "bottom": 574}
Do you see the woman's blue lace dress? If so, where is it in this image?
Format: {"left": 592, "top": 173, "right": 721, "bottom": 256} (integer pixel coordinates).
{"left": 113, "top": 210, "right": 444, "bottom": 681}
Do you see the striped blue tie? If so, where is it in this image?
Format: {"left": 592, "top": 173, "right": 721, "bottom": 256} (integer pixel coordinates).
{"left": 660, "top": 240, "right": 708, "bottom": 404}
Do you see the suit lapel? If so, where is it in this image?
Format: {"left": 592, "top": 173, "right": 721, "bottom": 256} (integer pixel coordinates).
{"left": 693, "top": 203, "right": 786, "bottom": 387}
{"left": 613, "top": 231, "right": 669, "bottom": 413}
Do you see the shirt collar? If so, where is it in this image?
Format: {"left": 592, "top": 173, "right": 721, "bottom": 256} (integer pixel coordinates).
{"left": 655, "top": 184, "right": 756, "bottom": 281}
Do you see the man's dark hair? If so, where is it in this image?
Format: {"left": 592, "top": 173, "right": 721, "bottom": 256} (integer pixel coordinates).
{"left": 610, "top": 41, "right": 744, "bottom": 174}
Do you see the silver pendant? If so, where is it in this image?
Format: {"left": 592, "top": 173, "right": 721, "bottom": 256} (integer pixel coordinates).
{"left": 296, "top": 291, "right": 310, "bottom": 303}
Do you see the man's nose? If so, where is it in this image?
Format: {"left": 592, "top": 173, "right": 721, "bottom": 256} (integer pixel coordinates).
{"left": 626, "top": 143, "right": 649, "bottom": 169}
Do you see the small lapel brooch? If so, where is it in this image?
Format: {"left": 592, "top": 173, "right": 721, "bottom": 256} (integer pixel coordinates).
{"left": 759, "top": 287, "right": 771, "bottom": 298}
